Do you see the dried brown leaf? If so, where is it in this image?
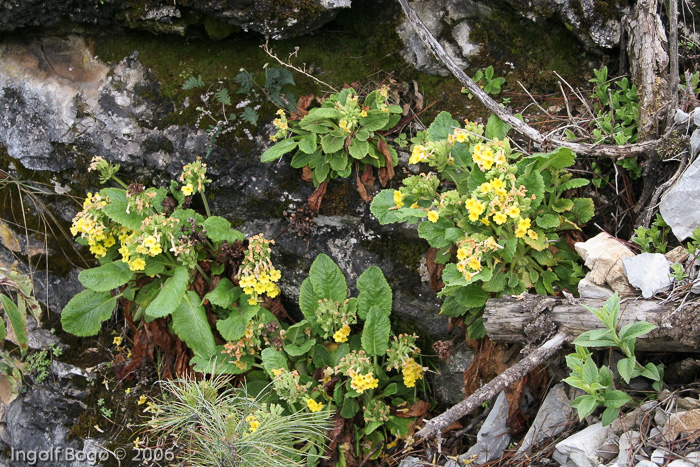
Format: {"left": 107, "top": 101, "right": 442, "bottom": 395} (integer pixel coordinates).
{"left": 308, "top": 181, "right": 329, "bottom": 213}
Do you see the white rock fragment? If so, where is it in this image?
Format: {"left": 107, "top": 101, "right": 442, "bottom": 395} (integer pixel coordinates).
{"left": 575, "top": 233, "right": 636, "bottom": 295}
{"left": 660, "top": 153, "right": 700, "bottom": 240}
{"left": 578, "top": 274, "right": 615, "bottom": 299}
{"left": 651, "top": 449, "right": 669, "bottom": 465}
{"left": 554, "top": 423, "right": 610, "bottom": 467}
{"left": 622, "top": 253, "right": 672, "bottom": 298}
{"left": 616, "top": 431, "right": 641, "bottom": 467}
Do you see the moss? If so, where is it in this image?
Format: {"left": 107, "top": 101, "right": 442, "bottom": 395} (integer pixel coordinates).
{"left": 203, "top": 16, "right": 238, "bottom": 41}
{"left": 361, "top": 233, "right": 426, "bottom": 273}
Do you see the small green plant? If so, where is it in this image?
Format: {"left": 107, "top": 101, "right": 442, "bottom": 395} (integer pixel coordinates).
{"left": 463, "top": 66, "right": 506, "bottom": 97}
{"left": 147, "top": 375, "right": 332, "bottom": 467}
{"left": 371, "top": 112, "right": 593, "bottom": 338}
{"left": 183, "top": 66, "right": 296, "bottom": 155}
{"left": 679, "top": 70, "right": 700, "bottom": 96}
{"left": 261, "top": 87, "right": 402, "bottom": 189}
{"left": 61, "top": 157, "right": 283, "bottom": 370}
{"left": 630, "top": 214, "right": 669, "bottom": 253}
{"left": 564, "top": 294, "right": 663, "bottom": 426}
{"left": 96, "top": 397, "right": 113, "bottom": 419}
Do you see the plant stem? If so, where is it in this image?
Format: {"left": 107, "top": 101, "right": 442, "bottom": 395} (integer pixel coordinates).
{"left": 201, "top": 192, "right": 212, "bottom": 218}
{"left": 195, "top": 263, "right": 212, "bottom": 286}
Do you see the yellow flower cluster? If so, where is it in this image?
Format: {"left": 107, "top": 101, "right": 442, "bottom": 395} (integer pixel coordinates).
{"left": 402, "top": 358, "right": 425, "bottom": 388}
{"left": 245, "top": 414, "right": 260, "bottom": 433}
{"left": 118, "top": 232, "right": 163, "bottom": 272}
{"left": 409, "top": 144, "right": 431, "bottom": 165}
{"left": 447, "top": 130, "right": 469, "bottom": 145}
{"left": 306, "top": 398, "right": 324, "bottom": 412}
{"left": 270, "top": 109, "right": 289, "bottom": 142}
{"left": 514, "top": 217, "right": 538, "bottom": 240}
{"left": 472, "top": 142, "right": 507, "bottom": 172}
{"left": 427, "top": 210, "right": 440, "bottom": 223}
{"left": 71, "top": 193, "right": 118, "bottom": 258}
{"left": 456, "top": 236, "right": 500, "bottom": 282}
{"left": 237, "top": 234, "right": 282, "bottom": 305}
{"left": 333, "top": 324, "right": 351, "bottom": 343}
{"left": 179, "top": 157, "right": 210, "bottom": 196}
{"left": 350, "top": 372, "right": 379, "bottom": 394}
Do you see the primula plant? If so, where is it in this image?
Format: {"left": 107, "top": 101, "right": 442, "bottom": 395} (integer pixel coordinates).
{"left": 371, "top": 112, "right": 594, "bottom": 338}
{"left": 62, "top": 157, "right": 283, "bottom": 369}
{"left": 203, "top": 254, "right": 428, "bottom": 464}
{"left": 260, "top": 87, "right": 402, "bottom": 194}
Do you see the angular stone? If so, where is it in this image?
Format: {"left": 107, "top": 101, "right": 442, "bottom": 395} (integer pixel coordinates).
{"left": 518, "top": 383, "right": 576, "bottom": 454}
{"left": 636, "top": 461, "right": 660, "bottom": 467}
{"left": 616, "top": 430, "right": 641, "bottom": 467}
{"left": 578, "top": 273, "right": 615, "bottom": 299}
{"left": 662, "top": 409, "right": 700, "bottom": 442}
{"left": 651, "top": 449, "right": 669, "bottom": 465}
{"left": 464, "top": 391, "right": 511, "bottom": 464}
{"left": 554, "top": 422, "right": 611, "bottom": 467}
{"left": 433, "top": 345, "right": 474, "bottom": 406}
{"left": 660, "top": 153, "right": 700, "bottom": 240}
{"left": 622, "top": 253, "right": 671, "bottom": 298}
{"left": 399, "top": 455, "right": 426, "bottom": 467}
{"left": 574, "top": 233, "right": 636, "bottom": 295}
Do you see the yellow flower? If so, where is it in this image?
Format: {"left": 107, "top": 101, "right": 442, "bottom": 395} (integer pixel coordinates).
{"left": 90, "top": 244, "right": 107, "bottom": 258}
{"left": 518, "top": 217, "right": 531, "bottom": 231}
{"left": 133, "top": 437, "right": 141, "bottom": 448}
{"left": 276, "top": 109, "right": 285, "bottom": 116}
{"left": 103, "top": 236, "right": 116, "bottom": 248}
{"left": 306, "top": 398, "right": 324, "bottom": 412}
{"left": 128, "top": 257, "right": 146, "bottom": 271}
{"left": 402, "top": 358, "right": 425, "bottom": 388}
{"left": 247, "top": 298, "right": 258, "bottom": 306}
{"left": 393, "top": 190, "right": 405, "bottom": 208}
{"left": 489, "top": 178, "right": 505, "bottom": 190}
{"left": 427, "top": 210, "right": 439, "bottom": 223}
{"left": 527, "top": 229, "right": 539, "bottom": 240}
{"left": 467, "top": 256, "right": 482, "bottom": 272}
{"left": 457, "top": 247, "right": 468, "bottom": 261}
{"left": 506, "top": 205, "right": 521, "bottom": 218}
{"left": 485, "top": 237, "right": 499, "bottom": 251}
{"left": 494, "top": 152, "right": 507, "bottom": 166}
{"left": 360, "top": 109, "right": 368, "bottom": 117}
{"left": 269, "top": 268, "right": 282, "bottom": 282}
{"left": 339, "top": 119, "right": 352, "bottom": 133}
{"left": 113, "top": 336, "right": 123, "bottom": 346}
{"left": 138, "top": 395, "right": 147, "bottom": 405}
{"left": 182, "top": 184, "right": 194, "bottom": 196}
{"left": 245, "top": 414, "right": 260, "bottom": 432}
{"left": 493, "top": 211, "right": 507, "bottom": 225}
{"left": 333, "top": 324, "right": 351, "bottom": 343}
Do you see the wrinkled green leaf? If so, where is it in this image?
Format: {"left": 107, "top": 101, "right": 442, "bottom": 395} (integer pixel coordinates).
{"left": 78, "top": 262, "right": 133, "bottom": 292}
{"left": 172, "top": 291, "right": 216, "bottom": 358}
{"left": 357, "top": 266, "right": 392, "bottom": 320}
{"left": 61, "top": 290, "right": 117, "bottom": 337}
{"left": 145, "top": 266, "right": 189, "bottom": 320}
{"left": 361, "top": 306, "right": 391, "bottom": 356}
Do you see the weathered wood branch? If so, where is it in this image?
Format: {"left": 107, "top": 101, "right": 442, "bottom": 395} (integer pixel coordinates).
{"left": 484, "top": 295, "right": 700, "bottom": 352}
{"left": 415, "top": 332, "right": 571, "bottom": 439}
{"left": 397, "top": 0, "right": 661, "bottom": 158}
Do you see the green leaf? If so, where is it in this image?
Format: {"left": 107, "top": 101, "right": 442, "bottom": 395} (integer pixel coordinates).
{"left": 601, "top": 406, "right": 620, "bottom": 426}
{"left": 440, "top": 295, "right": 467, "bottom": 317}
{"left": 283, "top": 320, "right": 316, "bottom": 357}
{"left": 309, "top": 254, "right": 347, "bottom": 303}
{"left": 144, "top": 266, "right": 189, "bottom": 320}
{"left": 617, "top": 357, "right": 636, "bottom": 384}
{"left": 364, "top": 421, "right": 382, "bottom": 436}
{"left": 640, "top": 362, "right": 661, "bottom": 381}
{"left": 485, "top": 114, "right": 510, "bottom": 140}
{"left": 191, "top": 348, "right": 253, "bottom": 375}
{"left": 370, "top": 190, "right": 404, "bottom": 225}
{"left": 100, "top": 188, "right": 147, "bottom": 230}
{"left": 427, "top": 111, "right": 459, "bottom": 140}
{"left": 571, "top": 394, "right": 598, "bottom": 420}
{"left": 560, "top": 178, "right": 590, "bottom": 191}
{"left": 328, "top": 152, "right": 348, "bottom": 172}
{"left": 0, "top": 306, "right": 5, "bottom": 342}
{"left": 572, "top": 198, "right": 595, "bottom": 224}
{"left": 0, "top": 294, "right": 27, "bottom": 356}
{"left": 582, "top": 356, "right": 599, "bottom": 385}
{"left": 299, "top": 132, "right": 317, "bottom": 154}
{"left": 291, "top": 149, "right": 314, "bottom": 168}
{"left": 241, "top": 107, "right": 258, "bottom": 126}
{"left": 553, "top": 199, "right": 574, "bottom": 213}
{"left": 418, "top": 218, "right": 454, "bottom": 249}
{"left": 361, "top": 306, "right": 391, "bottom": 356}
{"left": 386, "top": 416, "right": 413, "bottom": 437}
{"left": 441, "top": 263, "right": 469, "bottom": 287}
{"left": 299, "top": 278, "right": 321, "bottom": 325}
{"left": 357, "top": 266, "right": 392, "bottom": 320}
{"left": 603, "top": 389, "right": 631, "bottom": 409}
{"left": 359, "top": 111, "right": 390, "bottom": 132}
{"left": 261, "top": 138, "right": 299, "bottom": 163}
{"left": 517, "top": 171, "right": 545, "bottom": 209}
{"left": 454, "top": 283, "right": 488, "bottom": 308}
{"left": 205, "top": 278, "right": 242, "bottom": 308}
{"left": 61, "top": 290, "right": 116, "bottom": 337}
{"left": 304, "top": 107, "right": 340, "bottom": 121}
{"left": 321, "top": 134, "right": 346, "bottom": 154}
{"left": 536, "top": 213, "right": 561, "bottom": 230}
{"left": 467, "top": 317, "right": 487, "bottom": 340}
{"left": 502, "top": 238, "right": 517, "bottom": 263}
{"left": 348, "top": 139, "right": 369, "bottom": 159}
{"left": 78, "top": 262, "right": 133, "bottom": 293}
{"left": 262, "top": 348, "right": 289, "bottom": 378}
{"left": 483, "top": 270, "right": 507, "bottom": 292}
{"left": 340, "top": 397, "right": 359, "bottom": 418}
{"left": 172, "top": 291, "right": 216, "bottom": 358}
{"left": 382, "top": 383, "right": 398, "bottom": 397}
{"left": 203, "top": 216, "right": 245, "bottom": 243}
{"left": 619, "top": 321, "right": 657, "bottom": 340}
{"left": 143, "top": 255, "right": 168, "bottom": 276}
{"left": 216, "top": 302, "right": 259, "bottom": 341}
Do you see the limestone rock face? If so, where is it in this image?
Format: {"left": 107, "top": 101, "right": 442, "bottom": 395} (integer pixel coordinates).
{"left": 0, "top": 0, "right": 351, "bottom": 39}
{"left": 660, "top": 153, "right": 700, "bottom": 241}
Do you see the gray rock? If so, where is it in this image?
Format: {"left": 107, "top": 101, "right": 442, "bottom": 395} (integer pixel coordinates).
{"left": 636, "top": 461, "right": 660, "bottom": 467}
{"left": 622, "top": 253, "right": 672, "bottom": 299}
{"left": 399, "top": 456, "right": 426, "bottom": 467}
{"left": 667, "top": 460, "right": 695, "bottom": 467}
{"left": 554, "top": 423, "right": 610, "bottom": 467}
{"left": 433, "top": 345, "right": 474, "bottom": 406}
{"left": 616, "top": 430, "right": 641, "bottom": 467}
{"left": 660, "top": 153, "right": 700, "bottom": 241}
{"left": 578, "top": 273, "right": 615, "bottom": 299}
{"left": 691, "top": 129, "right": 700, "bottom": 156}
{"left": 464, "top": 391, "right": 511, "bottom": 464}
{"left": 0, "top": 0, "right": 350, "bottom": 39}
{"left": 518, "top": 383, "right": 576, "bottom": 454}
{"left": 675, "top": 109, "right": 691, "bottom": 124}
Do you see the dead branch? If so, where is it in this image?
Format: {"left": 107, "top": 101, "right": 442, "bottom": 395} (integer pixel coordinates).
{"left": 415, "top": 332, "right": 571, "bottom": 439}
{"left": 397, "top": 0, "right": 661, "bottom": 158}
